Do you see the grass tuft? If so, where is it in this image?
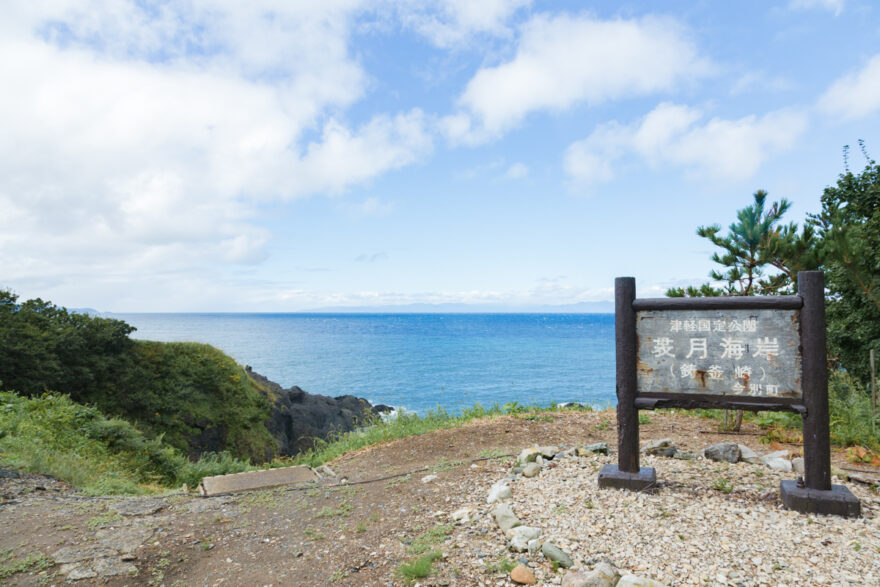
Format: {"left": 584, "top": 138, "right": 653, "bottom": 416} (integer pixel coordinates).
{"left": 397, "top": 550, "right": 443, "bottom": 583}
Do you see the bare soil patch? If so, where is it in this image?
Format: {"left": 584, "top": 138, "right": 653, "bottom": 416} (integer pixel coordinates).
{"left": 1, "top": 410, "right": 877, "bottom": 585}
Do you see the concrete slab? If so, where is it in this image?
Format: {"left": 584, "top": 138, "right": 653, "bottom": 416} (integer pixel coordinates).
{"left": 597, "top": 464, "right": 658, "bottom": 492}
{"left": 199, "top": 465, "right": 318, "bottom": 496}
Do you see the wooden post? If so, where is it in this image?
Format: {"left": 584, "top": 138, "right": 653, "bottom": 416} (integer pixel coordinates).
{"left": 779, "top": 271, "right": 860, "bottom": 517}
{"left": 799, "top": 271, "right": 831, "bottom": 491}
{"left": 598, "top": 277, "right": 656, "bottom": 491}
{"left": 616, "top": 277, "right": 639, "bottom": 473}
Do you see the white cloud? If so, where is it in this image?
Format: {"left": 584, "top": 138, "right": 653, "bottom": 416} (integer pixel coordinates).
{"left": 446, "top": 14, "right": 712, "bottom": 143}
{"left": 0, "top": 1, "right": 432, "bottom": 298}
{"left": 397, "top": 0, "right": 531, "bottom": 48}
{"left": 818, "top": 54, "right": 880, "bottom": 120}
{"left": 788, "top": 0, "right": 844, "bottom": 16}
{"left": 504, "top": 162, "right": 529, "bottom": 179}
{"left": 564, "top": 103, "right": 807, "bottom": 185}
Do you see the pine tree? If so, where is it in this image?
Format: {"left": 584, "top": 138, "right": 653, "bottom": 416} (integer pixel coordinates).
{"left": 668, "top": 190, "right": 819, "bottom": 429}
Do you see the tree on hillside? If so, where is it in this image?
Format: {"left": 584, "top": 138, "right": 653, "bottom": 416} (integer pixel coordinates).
{"left": 667, "top": 190, "right": 819, "bottom": 430}
{"left": 809, "top": 144, "right": 880, "bottom": 385}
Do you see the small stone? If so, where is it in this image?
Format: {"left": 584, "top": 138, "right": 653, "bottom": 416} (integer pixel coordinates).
{"left": 517, "top": 448, "right": 540, "bottom": 465}
{"left": 511, "top": 563, "right": 537, "bottom": 585}
{"left": 539, "top": 446, "right": 559, "bottom": 459}
{"left": 522, "top": 463, "right": 542, "bottom": 478}
{"left": 704, "top": 442, "right": 741, "bottom": 463}
{"left": 451, "top": 507, "right": 471, "bottom": 522}
{"left": 578, "top": 443, "right": 609, "bottom": 456}
{"left": 644, "top": 439, "right": 677, "bottom": 457}
{"left": 617, "top": 575, "right": 666, "bottom": 587}
{"left": 761, "top": 449, "right": 790, "bottom": 461}
{"left": 562, "top": 562, "right": 619, "bottom": 587}
{"left": 492, "top": 503, "right": 522, "bottom": 533}
{"left": 508, "top": 526, "right": 542, "bottom": 552}
{"left": 763, "top": 458, "right": 792, "bottom": 472}
{"left": 791, "top": 457, "right": 805, "bottom": 473}
{"left": 672, "top": 451, "right": 696, "bottom": 460}
{"left": 527, "top": 539, "right": 542, "bottom": 554}
{"left": 487, "top": 482, "right": 513, "bottom": 504}
{"left": 421, "top": 474, "right": 438, "bottom": 483}
{"left": 0, "top": 468, "right": 20, "bottom": 479}
{"left": 738, "top": 444, "right": 761, "bottom": 464}
{"left": 541, "top": 542, "right": 574, "bottom": 568}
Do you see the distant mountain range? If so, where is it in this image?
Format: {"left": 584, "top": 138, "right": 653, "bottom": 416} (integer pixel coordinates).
{"left": 301, "top": 301, "right": 614, "bottom": 314}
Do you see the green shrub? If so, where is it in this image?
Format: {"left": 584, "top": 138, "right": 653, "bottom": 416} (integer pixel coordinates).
{"left": 0, "top": 391, "right": 253, "bottom": 494}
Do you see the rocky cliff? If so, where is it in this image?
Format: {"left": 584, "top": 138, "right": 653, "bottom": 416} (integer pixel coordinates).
{"left": 246, "top": 367, "right": 390, "bottom": 456}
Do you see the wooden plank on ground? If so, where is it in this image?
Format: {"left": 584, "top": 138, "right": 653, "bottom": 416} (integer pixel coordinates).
{"left": 199, "top": 465, "right": 318, "bottom": 496}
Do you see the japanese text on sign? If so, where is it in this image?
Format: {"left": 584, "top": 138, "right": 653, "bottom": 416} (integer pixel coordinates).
{"left": 636, "top": 309, "right": 802, "bottom": 398}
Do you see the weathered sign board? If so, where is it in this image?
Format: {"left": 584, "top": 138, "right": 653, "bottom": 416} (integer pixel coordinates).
{"left": 636, "top": 309, "right": 801, "bottom": 398}
{"left": 597, "top": 272, "right": 861, "bottom": 518}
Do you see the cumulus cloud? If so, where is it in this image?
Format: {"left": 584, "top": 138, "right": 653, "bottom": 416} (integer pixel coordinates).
{"left": 397, "top": 0, "right": 531, "bottom": 48}
{"left": 445, "top": 13, "right": 712, "bottom": 143}
{"left": 564, "top": 103, "right": 807, "bottom": 185}
{"left": 0, "top": 1, "right": 432, "bottom": 298}
{"left": 818, "top": 54, "right": 880, "bottom": 120}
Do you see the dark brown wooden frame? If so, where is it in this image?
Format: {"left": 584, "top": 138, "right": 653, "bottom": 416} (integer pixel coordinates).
{"left": 599, "top": 271, "right": 860, "bottom": 517}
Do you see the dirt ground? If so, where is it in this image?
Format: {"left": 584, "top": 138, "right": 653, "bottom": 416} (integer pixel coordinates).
{"left": 2, "top": 410, "right": 878, "bottom": 586}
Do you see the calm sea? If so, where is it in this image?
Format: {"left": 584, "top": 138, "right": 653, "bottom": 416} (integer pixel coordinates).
{"left": 114, "top": 313, "right": 616, "bottom": 414}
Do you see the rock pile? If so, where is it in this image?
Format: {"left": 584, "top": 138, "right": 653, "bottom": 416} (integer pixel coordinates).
{"left": 481, "top": 444, "right": 667, "bottom": 586}
{"left": 444, "top": 439, "right": 877, "bottom": 585}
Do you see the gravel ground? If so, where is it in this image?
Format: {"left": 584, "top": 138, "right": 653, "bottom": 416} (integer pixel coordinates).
{"left": 438, "top": 449, "right": 880, "bottom": 586}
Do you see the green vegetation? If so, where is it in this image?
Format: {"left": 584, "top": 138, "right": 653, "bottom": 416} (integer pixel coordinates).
{"left": 712, "top": 478, "right": 734, "bottom": 493}
{"left": 406, "top": 524, "right": 452, "bottom": 555}
{"left": 397, "top": 551, "right": 443, "bottom": 583}
{"left": 691, "top": 371, "right": 879, "bottom": 449}
{"left": 0, "top": 391, "right": 253, "bottom": 494}
{"left": 0, "top": 550, "right": 53, "bottom": 580}
{"left": 485, "top": 556, "right": 516, "bottom": 574}
{"left": 0, "top": 291, "right": 277, "bottom": 461}
{"left": 670, "top": 148, "right": 879, "bottom": 442}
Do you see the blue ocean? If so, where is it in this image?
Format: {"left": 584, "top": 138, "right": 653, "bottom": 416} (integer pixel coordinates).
{"left": 114, "top": 313, "right": 616, "bottom": 414}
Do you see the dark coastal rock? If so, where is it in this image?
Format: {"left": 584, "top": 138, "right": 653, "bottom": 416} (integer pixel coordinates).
{"left": 246, "top": 367, "right": 384, "bottom": 456}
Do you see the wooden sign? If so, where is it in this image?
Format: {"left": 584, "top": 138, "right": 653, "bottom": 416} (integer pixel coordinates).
{"left": 636, "top": 309, "right": 801, "bottom": 398}
{"left": 597, "top": 272, "right": 861, "bottom": 518}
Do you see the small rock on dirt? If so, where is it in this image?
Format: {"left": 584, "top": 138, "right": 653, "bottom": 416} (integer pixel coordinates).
{"left": 522, "top": 463, "right": 542, "bottom": 478}
{"left": 792, "top": 457, "right": 805, "bottom": 473}
{"left": 562, "top": 561, "right": 619, "bottom": 587}
{"left": 541, "top": 542, "right": 573, "bottom": 568}
{"left": 509, "top": 526, "right": 542, "bottom": 552}
{"left": 487, "top": 481, "right": 513, "bottom": 504}
{"left": 738, "top": 444, "right": 761, "bottom": 464}
{"left": 578, "top": 443, "right": 609, "bottom": 456}
{"left": 511, "top": 563, "right": 537, "bottom": 584}
{"left": 644, "top": 439, "right": 677, "bottom": 457}
{"left": 703, "top": 442, "right": 741, "bottom": 463}
{"left": 517, "top": 447, "right": 540, "bottom": 465}
{"left": 493, "top": 503, "right": 521, "bottom": 533}
{"left": 421, "top": 474, "right": 438, "bottom": 483}
{"left": 763, "top": 457, "right": 792, "bottom": 472}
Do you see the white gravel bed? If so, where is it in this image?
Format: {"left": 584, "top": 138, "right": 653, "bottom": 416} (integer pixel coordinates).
{"left": 441, "top": 452, "right": 880, "bottom": 586}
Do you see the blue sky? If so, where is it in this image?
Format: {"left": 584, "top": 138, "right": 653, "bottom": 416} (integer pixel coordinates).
{"left": 1, "top": 0, "right": 878, "bottom": 311}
